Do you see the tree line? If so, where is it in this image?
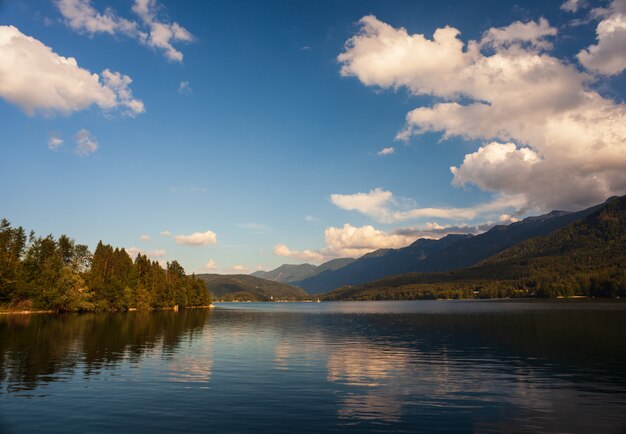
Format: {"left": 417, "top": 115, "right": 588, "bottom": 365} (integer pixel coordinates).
{"left": 0, "top": 219, "right": 210, "bottom": 312}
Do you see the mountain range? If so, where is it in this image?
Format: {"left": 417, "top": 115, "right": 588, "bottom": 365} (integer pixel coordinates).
{"left": 259, "top": 200, "right": 606, "bottom": 294}
{"left": 322, "top": 195, "right": 626, "bottom": 300}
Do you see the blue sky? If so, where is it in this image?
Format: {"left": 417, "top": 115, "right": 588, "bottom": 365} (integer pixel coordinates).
{"left": 1, "top": 0, "right": 625, "bottom": 273}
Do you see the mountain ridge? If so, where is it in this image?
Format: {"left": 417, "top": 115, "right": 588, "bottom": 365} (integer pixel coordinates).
{"left": 322, "top": 195, "right": 626, "bottom": 300}
{"left": 196, "top": 273, "right": 307, "bottom": 301}
{"left": 252, "top": 258, "right": 355, "bottom": 284}
{"left": 294, "top": 201, "right": 606, "bottom": 294}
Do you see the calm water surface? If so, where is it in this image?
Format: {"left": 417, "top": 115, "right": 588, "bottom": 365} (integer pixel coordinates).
{"left": 1, "top": 300, "right": 625, "bottom": 433}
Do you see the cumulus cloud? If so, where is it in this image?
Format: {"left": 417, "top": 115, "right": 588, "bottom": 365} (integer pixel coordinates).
{"left": 305, "top": 215, "right": 319, "bottom": 222}
{"left": 48, "top": 135, "right": 63, "bottom": 150}
{"left": 74, "top": 129, "right": 98, "bottom": 156}
{"left": 175, "top": 230, "right": 217, "bottom": 246}
{"left": 160, "top": 230, "right": 171, "bottom": 236}
{"left": 203, "top": 259, "right": 217, "bottom": 270}
{"left": 57, "top": 0, "right": 193, "bottom": 62}
{"left": 338, "top": 15, "right": 626, "bottom": 211}
{"left": 140, "top": 234, "right": 151, "bottom": 241}
{"left": 323, "top": 224, "right": 415, "bottom": 257}
{"left": 377, "top": 146, "right": 395, "bottom": 156}
{"left": 275, "top": 223, "right": 430, "bottom": 261}
{"left": 125, "top": 247, "right": 165, "bottom": 259}
{"left": 274, "top": 244, "right": 326, "bottom": 262}
{"left": 578, "top": 0, "right": 626, "bottom": 75}
{"left": 331, "top": 188, "right": 525, "bottom": 223}
{"left": 0, "top": 25, "right": 144, "bottom": 116}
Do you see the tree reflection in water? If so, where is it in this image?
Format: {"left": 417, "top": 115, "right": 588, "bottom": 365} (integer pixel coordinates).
{"left": 0, "top": 310, "right": 211, "bottom": 394}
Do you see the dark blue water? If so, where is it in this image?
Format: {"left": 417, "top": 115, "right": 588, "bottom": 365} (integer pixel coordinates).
{"left": 1, "top": 300, "right": 625, "bottom": 433}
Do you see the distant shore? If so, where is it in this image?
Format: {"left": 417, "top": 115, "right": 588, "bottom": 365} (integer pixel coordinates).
{"left": 0, "top": 304, "right": 215, "bottom": 315}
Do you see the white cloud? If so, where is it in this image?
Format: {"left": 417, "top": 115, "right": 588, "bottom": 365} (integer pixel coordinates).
{"left": 126, "top": 247, "right": 165, "bottom": 259}
{"left": 578, "top": 0, "right": 626, "bottom": 75}
{"left": 275, "top": 223, "right": 427, "bottom": 261}
{"left": 305, "top": 215, "right": 319, "bottom": 222}
{"left": 203, "top": 259, "right": 217, "bottom": 270}
{"left": 338, "top": 15, "right": 626, "bottom": 211}
{"left": 159, "top": 230, "right": 171, "bottom": 236}
{"left": 57, "top": 0, "right": 193, "bottom": 63}
{"left": 330, "top": 188, "right": 395, "bottom": 222}
{"left": 323, "top": 224, "right": 414, "bottom": 257}
{"left": 132, "top": 0, "right": 193, "bottom": 62}
{"left": 377, "top": 146, "right": 395, "bottom": 156}
{"left": 498, "top": 214, "right": 519, "bottom": 224}
{"left": 74, "top": 129, "right": 98, "bottom": 156}
{"left": 0, "top": 25, "right": 144, "bottom": 116}
{"left": 175, "top": 230, "right": 217, "bottom": 246}
{"left": 561, "top": 0, "right": 584, "bottom": 12}
{"left": 100, "top": 69, "right": 145, "bottom": 116}
{"left": 274, "top": 244, "right": 326, "bottom": 262}
{"left": 48, "top": 136, "right": 63, "bottom": 150}
{"left": 140, "top": 234, "right": 151, "bottom": 241}
{"left": 57, "top": 0, "right": 140, "bottom": 37}
{"left": 480, "top": 18, "right": 557, "bottom": 50}
{"left": 331, "top": 188, "right": 525, "bottom": 223}
{"left": 178, "top": 80, "right": 192, "bottom": 95}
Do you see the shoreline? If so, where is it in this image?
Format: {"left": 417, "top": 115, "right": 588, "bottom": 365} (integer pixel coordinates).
{"left": 5, "top": 298, "right": 624, "bottom": 314}
{"left": 0, "top": 309, "right": 58, "bottom": 315}
{"left": 0, "top": 304, "right": 215, "bottom": 316}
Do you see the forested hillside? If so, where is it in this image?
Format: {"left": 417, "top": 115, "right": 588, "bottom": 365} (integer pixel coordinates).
{"left": 296, "top": 202, "right": 602, "bottom": 294}
{"left": 196, "top": 273, "right": 307, "bottom": 301}
{"left": 323, "top": 196, "right": 626, "bottom": 301}
{"left": 0, "top": 219, "right": 210, "bottom": 312}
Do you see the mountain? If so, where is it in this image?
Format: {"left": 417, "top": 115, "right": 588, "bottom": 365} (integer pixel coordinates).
{"left": 251, "top": 263, "right": 318, "bottom": 283}
{"left": 196, "top": 274, "right": 307, "bottom": 301}
{"left": 252, "top": 258, "right": 355, "bottom": 284}
{"left": 416, "top": 206, "right": 602, "bottom": 272}
{"left": 294, "top": 234, "right": 470, "bottom": 294}
{"left": 323, "top": 195, "right": 626, "bottom": 301}
{"left": 296, "top": 201, "right": 605, "bottom": 294}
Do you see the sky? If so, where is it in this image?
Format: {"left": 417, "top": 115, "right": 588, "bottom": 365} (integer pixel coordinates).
{"left": 1, "top": 0, "right": 626, "bottom": 274}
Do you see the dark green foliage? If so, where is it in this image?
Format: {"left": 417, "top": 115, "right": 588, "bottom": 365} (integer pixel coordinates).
{"left": 0, "top": 220, "right": 211, "bottom": 312}
{"left": 323, "top": 195, "right": 626, "bottom": 301}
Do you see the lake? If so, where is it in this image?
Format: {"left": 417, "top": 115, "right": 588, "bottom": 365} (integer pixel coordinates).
{"left": 1, "top": 300, "right": 625, "bottom": 433}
